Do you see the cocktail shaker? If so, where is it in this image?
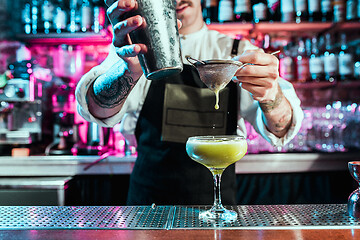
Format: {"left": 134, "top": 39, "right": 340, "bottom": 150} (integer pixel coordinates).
{"left": 127, "top": 0, "right": 183, "bottom": 80}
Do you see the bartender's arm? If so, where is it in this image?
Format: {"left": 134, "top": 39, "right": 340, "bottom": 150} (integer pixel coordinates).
{"left": 233, "top": 50, "right": 293, "bottom": 138}
{"left": 86, "top": 0, "right": 148, "bottom": 119}
{"left": 86, "top": 0, "right": 182, "bottom": 120}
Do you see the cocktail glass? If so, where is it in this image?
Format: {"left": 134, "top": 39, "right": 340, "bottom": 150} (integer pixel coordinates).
{"left": 186, "top": 135, "right": 248, "bottom": 221}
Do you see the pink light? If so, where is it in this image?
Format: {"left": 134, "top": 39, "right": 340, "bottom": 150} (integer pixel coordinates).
{"left": 37, "top": 83, "right": 42, "bottom": 98}
{"left": 28, "top": 117, "right": 36, "bottom": 123}
{"left": 29, "top": 75, "right": 35, "bottom": 101}
{"left": 71, "top": 147, "right": 78, "bottom": 155}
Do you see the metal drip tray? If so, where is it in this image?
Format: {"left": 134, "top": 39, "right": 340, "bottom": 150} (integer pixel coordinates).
{"left": 0, "top": 204, "right": 359, "bottom": 230}
{"left": 173, "top": 204, "right": 360, "bottom": 229}
{"left": 0, "top": 206, "right": 171, "bottom": 230}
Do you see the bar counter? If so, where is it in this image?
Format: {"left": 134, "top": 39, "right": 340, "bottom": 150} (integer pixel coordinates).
{"left": 0, "top": 205, "right": 360, "bottom": 240}
{"left": 0, "top": 152, "right": 358, "bottom": 176}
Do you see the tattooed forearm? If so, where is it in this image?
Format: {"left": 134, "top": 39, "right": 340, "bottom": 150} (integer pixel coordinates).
{"left": 259, "top": 87, "right": 283, "bottom": 113}
{"left": 90, "top": 72, "right": 136, "bottom": 109}
{"left": 274, "top": 111, "right": 292, "bottom": 133}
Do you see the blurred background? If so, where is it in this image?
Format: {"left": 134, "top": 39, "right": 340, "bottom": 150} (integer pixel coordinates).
{"left": 0, "top": 0, "right": 359, "bottom": 206}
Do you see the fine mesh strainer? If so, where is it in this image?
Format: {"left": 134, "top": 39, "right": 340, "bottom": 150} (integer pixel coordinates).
{"left": 185, "top": 50, "right": 281, "bottom": 92}
{"left": 185, "top": 56, "right": 243, "bottom": 92}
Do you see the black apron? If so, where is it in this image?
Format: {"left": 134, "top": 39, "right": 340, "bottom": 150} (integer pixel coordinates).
{"left": 127, "top": 40, "right": 240, "bottom": 206}
{"left": 126, "top": 65, "right": 239, "bottom": 206}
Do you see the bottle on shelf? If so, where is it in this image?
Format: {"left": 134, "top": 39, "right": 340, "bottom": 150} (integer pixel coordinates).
{"left": 333, "top": 0, "right": 345, "bottom": 22}
{"left": 295, "top": 0, "right": 308, "bottom": 23}
{"left": 203, "top": 0, "right": 219, "bottom": 24}
{"left": 279, "top": 42, "right": 296, "bottom": 82}
{"left": 321, "top": 0, "right": 333, "bottom": 22}
{"left": 296, "top": 37, "right": 310, "bottom": 83}
{"left": 338, "top": 33, "right": 354, "bottom": 81}
{"left": 53, "top": 0, "right": 67, "bottom": 34}
{"left": 309, "top": 36, "right": 325, "bottom": 82}
{"left": 262, "top": 34, "right": 279, "bottom": 53}
{"left": 346, "top": 0, "right": 357, "bottom": 21}
{"left": 31, "top": 0, "right": 40, "bottom": 34}
{"left": 280, "top": 0, "right": 295, "bottom": 22}
{"left": 253, "top": 2, "right": 268, "bottom": 23}
{"left": 267, "top": 0, "right": 281, "bottom": 22}
{"left": 68, "top": 0, "right": 80, "bottom": 33}
{"left": 323, "top": 33, "right": 338, "bottom": 83}
{"left": 92, "top": 0, "right": 106, "bottom": 33}
{"left": 234, "top": 0, "right": 252, "bottom": 22}
{"left": 41, "top": 0, "right": 54, "bottom": 34}
{"left": 308, "top": 0, "right": 322, "bottom": 22}
{"left": 218, "top": 0, "right": 234, "bottom": 22}
{"left": 354, "top": 44, "right": 360, "bottom": 79}
{"left": 81, "top": 0, "right": 93, "bottom": 32}
{"left": 21, "top": 0, "right": 32, "bottom": 34}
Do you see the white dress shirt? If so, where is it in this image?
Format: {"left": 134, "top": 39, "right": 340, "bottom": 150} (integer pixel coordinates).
{"left": 75, "top": 24, "right": 304, "bottom": 147}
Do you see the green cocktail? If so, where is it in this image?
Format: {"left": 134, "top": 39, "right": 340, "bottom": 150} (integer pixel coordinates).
{"left": 186, "top": 135, "right": 248, "bottom": 221}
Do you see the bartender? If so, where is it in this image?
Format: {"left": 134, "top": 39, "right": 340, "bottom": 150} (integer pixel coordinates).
{"left": 75, "top": 0, "right": 304, "bottom": 205}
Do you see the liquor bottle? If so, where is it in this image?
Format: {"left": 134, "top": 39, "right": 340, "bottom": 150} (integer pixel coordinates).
{"left": 93, "top": 1, "right": 106, "bottom": 33}
{"left": 81, "top": 0, "right": 92, "bottom": 32}
{"left": 53, "top": 0, "right": 67, "bottom": 34}
{"left": 333, "top": 0, "right": 345, "bottom": 22}
{"left": 354, "top": 44, "right": 360, "bottom": 79}
{"left": 346, "top": 0, "right": 357, "bottom": 21}
{"left": 31, "top": 0, "right": 39, "bottom": 34}
{"left": 280, "top": 0, "right": 295, "bottom": 22}
{"left": 296, "top": 37, "right": 310, "bottom": 83}
{"left": 234, "top": 0, "right": 252, "bottom": 22}
{"left": 321, "top": 0, "right": 333, "bottom": 22}
{"left": 262, "top": 34, "right": 277, "bottom": 53}
{"left": 68, "top": 0, "right": 80, "bottom": 33}
{"left": 253, "top": 2, "right": 268, "bottom": 23}
{"left": 309, "top": 36, "right": 325, "bottom": 82}
{"left": 323, "top": 33, "right": 338, "bottom": 82}
{"left": 267, "top": 0, "right": 281, "bottom": 22}
{"left": 21, "top": 1, "right": 32, "bottom": 34}
{"left": 42, "top": 0, "right": 54, "bottom": 34}
{"left": 203, "top": 0, "right": 219, "bottom": 24}
{"left": 308, "top": 0, "right": 322, "bottom": 21}
{"left": 218, "top": 0, "right": 234, "bottom": 22}
{"left": 279, "top": 42, "right": 296, "bottom": 82}
{"left": 295, "top": 0, "right": 308, "bottom": 23}
{"left": 338, "top": 33, "right": 354, "bottom": 81}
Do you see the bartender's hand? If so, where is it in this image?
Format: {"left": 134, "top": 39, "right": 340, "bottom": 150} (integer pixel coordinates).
{"left": 105, "top": 0, "right": 182, "bottom": 75}
{"left": 232, "top": 50, "right": 293, "bottom": 137}
{"left": 232, "top": 50, "right": 280, "bottom": 103}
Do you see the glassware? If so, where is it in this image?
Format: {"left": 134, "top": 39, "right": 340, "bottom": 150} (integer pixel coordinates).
{"left": 186, "top": 135, "right": 247, "bottom": 221}
{"left": 348, "top": 161, "right": 360, "bottom": 218}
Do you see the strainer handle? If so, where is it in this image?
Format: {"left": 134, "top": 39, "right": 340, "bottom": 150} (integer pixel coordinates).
{"left": 185, "top": 55, "right": 206, "bottom": 67}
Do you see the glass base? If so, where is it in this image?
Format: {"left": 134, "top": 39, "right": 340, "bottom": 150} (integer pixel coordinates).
{"left": 199, "top": 208, "right": 238, "bottom": 221}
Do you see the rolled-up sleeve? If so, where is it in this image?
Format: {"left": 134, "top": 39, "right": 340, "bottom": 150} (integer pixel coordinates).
{"left": 238, "top": 77, "right": 304, "bottom": 147}
{"left": 75, "top": 41, "right": 150, "bottom": 129}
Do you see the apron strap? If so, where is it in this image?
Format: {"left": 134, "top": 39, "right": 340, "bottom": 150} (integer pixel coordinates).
{"left": 231, "top": 38, "right": 240, "bottom": 58}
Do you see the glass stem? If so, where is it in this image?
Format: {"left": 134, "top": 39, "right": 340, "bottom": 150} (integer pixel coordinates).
{"left": 212, "top": 173, "right": 224, "bottom": 211}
